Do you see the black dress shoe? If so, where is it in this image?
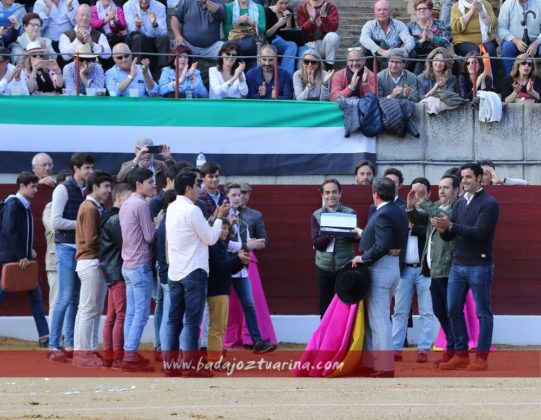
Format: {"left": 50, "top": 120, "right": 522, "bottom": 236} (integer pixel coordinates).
{"left": 368, "top": 370, "right": 395, "bottom": 378}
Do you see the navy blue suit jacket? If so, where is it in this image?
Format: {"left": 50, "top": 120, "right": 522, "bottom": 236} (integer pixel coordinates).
{"left": 360, "top": 201, "right": 409, "bottom": 266}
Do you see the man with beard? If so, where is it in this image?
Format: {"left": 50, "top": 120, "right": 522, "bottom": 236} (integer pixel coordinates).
{"left": 246, "top": 44, "right": 293, "bottom": 99}
{"left": 105, "top": 43, "right": 157, "bottom": 96}
{"left": 354, "top": 160, "right": 376, "bottom": 186}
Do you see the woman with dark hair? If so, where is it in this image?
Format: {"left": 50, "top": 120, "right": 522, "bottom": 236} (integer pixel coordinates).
{"left": 11, "top": 13, "right": 56, "bottom": 64}
{"left": 22, "top": 40, "right": 64, "bottom": 95}
{"left": 158, "top": 45, "right": 207, "bottom": 98}
{"left": 209, "top": 41, "right": 248, "bottom": 99}
{"left": 458, "top": 51, "right": 492, "bottom": 100}
{"left": 501, "top": 54, "right": 541, "bottom": 103}
{"left": 417, "top": 47, "right": 456, "bottom": 97}
{"left": 408, "top": 0, "right": 451, "bottom": 74}
{"left": 265, "top": 0, "right": 298, "bottom": 77}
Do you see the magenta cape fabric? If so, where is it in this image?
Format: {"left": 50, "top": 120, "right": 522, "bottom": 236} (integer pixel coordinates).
{"left": 224, "top": 252, "right": 277, "bottom": 347}
{"left": 294, "top": 295, "right": 359, "bottom": 377}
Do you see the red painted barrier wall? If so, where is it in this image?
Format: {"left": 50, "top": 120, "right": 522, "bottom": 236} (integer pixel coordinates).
{"left": 1, "top": 184, "right": 540, "bottom": 316}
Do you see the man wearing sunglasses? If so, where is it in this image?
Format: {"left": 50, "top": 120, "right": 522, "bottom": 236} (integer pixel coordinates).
{"left": 62, "top": 42, "right": 104, "bottom": 94}
{"left": 105, "top": 42, "right": 157, "bottom": 96}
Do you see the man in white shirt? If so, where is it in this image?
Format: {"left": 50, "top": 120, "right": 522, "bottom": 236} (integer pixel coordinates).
{"left": 163, "top": 170, "right": 229, "bottom": 377}
{"left": 33, "top": 0, "right": 78, "bottom": 44}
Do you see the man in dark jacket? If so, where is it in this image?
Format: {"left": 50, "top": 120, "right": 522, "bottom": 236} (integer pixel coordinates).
{"left": 207, "top": 219, "right": 250, "bottom": 362}
{"left": 433, "top": 162, "right": 500, "bottom": 372}
{"left": 0, "top": 172, "right": 49, "bottom": 347}
{"left": 99, "top": 183, "right": 132, "bottom": 369}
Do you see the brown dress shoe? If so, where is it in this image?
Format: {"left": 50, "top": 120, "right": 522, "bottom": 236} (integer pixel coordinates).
{"left": 438, "top": 354, "right": 470, "bottom": 370}
{"left": 466, "top": 358, "right": 488, "bottom": 371}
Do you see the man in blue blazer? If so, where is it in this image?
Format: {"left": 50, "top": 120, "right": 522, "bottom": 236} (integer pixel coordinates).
{"left": 353, "top": 177, "right": 409, "bottom": 377}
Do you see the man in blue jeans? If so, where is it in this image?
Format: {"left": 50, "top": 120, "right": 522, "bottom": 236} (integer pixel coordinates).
{"left": 163, "top": 170, "right": 229, "bottom": 377}
{"left": 119, "top": 167, "right": 161, "bottom": 372}
{"left": 48, "top": 153, "right": 95, "bottom": 363}
{"left": 433, "top": 162, "right": 499, "bottom": 371}
{"left": 0, "top": 172, "right": 49, "bottom": 347}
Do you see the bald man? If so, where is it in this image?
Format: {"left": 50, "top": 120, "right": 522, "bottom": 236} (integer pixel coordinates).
{"left": 32, "top": 153, "right": 56, "bottom": 188}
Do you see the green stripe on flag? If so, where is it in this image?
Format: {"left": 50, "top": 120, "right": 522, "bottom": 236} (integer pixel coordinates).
{"left": 0, "top": 97, "right": 344, "bottom": 128}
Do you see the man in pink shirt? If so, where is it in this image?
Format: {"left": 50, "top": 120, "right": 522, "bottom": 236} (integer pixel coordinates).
{"left": 119, "top": 167, "right": 161, "bottom": 372}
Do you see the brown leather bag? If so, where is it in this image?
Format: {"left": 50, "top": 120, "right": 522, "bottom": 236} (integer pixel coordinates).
{"left": 1, "top": 261, "right": 39, "bottom": 292}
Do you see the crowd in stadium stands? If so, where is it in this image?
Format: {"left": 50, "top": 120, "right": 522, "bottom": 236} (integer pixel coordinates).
{"left": 1, "top": 0, "right": 541, "bottom": 102}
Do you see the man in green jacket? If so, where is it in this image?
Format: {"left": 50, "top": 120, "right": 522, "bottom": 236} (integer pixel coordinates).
{"left": 406, "top": 173, "right": 460, "bottom": 364}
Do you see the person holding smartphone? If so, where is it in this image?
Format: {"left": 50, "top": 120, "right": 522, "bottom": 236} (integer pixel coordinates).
{"left": 22, "top": 40, "right": 64, "bottom": 95}
{"left": 116, "top": 138, "right": 175, "bottom": 184}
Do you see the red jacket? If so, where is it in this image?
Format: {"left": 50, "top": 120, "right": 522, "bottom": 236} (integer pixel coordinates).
{"left": 296, "top": 1, "right": 339, "bottom": 42}
{"left": 330, "top": 67, "right": 376, "bottom": 102}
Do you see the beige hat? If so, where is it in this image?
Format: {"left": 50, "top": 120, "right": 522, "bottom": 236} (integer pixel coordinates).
{"left": 74, "top": 43, "right": 98, "bottom": 59}
{"left": 26, "top": 40, "right": 46, "bottom": 53}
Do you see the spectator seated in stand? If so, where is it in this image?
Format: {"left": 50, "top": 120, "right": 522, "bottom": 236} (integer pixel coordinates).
{"left": 91, "top": 0, "right": 127, "bottom": 48}
{"left": 450, "top": 0, "right": 497, "bottom": 63}
{"left": 296, "top": 0, "right": 340, "bottom": 70}
{"left": 33, "top": 0, "right": 78, "bottom": 51}
{"left": 22, "top": 40, "right": 64, "bottom": 95}
{"left": 0, "top": 0, "right": 25, "bottom": 49}
{"left": 245, "top": 43, "right": 293, "bottom": 99}
{"left": 417, "top": 47, "right": 457, "bottom": 98}
{"left": 293, "top": 48, "right": 333, "bottom": 100}
{"left": 12, "top": 13, "right": 56, "bottom": 65}
{"left": 0, "top": 46, "right": 29, "bottom": 95}
{"left": 170, "top": 0, "right": 225, "bottom": 60}
{"left": 62, "top": 42, "right": 104, "bottom": 94}
{"left": 265, "top": 0, "right": 299, "bottom": 77}
{"left": 105, "top": 42, "right": 157, "bottom": 96}
{"left": 501, "top": 53, "right": 541, "bottom": 103}
{"left": 408, "top": 0, "right": 451, "bottom": 75}
{"left": 377, "top": 48, "right": 420, "bottom": 102}
{"left": 223, "top": 0, "right": 266, "bottom": 70}
{"left": 123, "top": 0, "right": 169, "bottom": 79}
{"left": 359, "top": 0, "right": 415, "bottom": 70}
{"left": 497, "top": 0, "right": 541, "bottom": 78}
{"left": 59, "top": 4, "right": 112, "bottom": 63}
{"left": 158, "top": 44, "right": 207, "bottom": 98}
{"left": 458, "top": 50, "right": 492, "bottom": 100}
{"left": 208, "top": 41, "right": 248, "bottom": 99}
{"left": 329, "top": 46, "right": 376, "bottom": 101}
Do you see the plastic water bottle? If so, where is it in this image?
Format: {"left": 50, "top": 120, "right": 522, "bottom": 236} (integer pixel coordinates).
{"left": 196, "top": 152, "right": 206, "bottom": 169}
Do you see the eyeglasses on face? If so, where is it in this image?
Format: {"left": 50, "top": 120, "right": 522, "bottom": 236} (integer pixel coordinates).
{"left": 520, "top": 61, "right": 534, "bottom": 67}
{"left": 416, "top": 6, "right": 429, "bottom": 11}
{"left": 224, "top": 52, "right": 238, "bottom": 57}
{"left": 348, "top": 58, "right": 364, "bottom": 63}
{"left": 28, "top": 22, "right": 42, "bottom": 28}
{"left": 303, "top": 60, "right": 318, "bottom": 65}
{"left": 115, "top": 54, "right": 131, "bottom": 60}
{"left": 31, "top": 54, "right": 44, "bottom": 59}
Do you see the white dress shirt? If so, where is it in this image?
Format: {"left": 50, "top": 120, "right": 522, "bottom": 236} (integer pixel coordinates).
{"left": 166, "top": 195, "right": 222, "bottom": 281}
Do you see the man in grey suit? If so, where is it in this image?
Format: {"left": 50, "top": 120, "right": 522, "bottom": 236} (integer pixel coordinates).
{"left": 352, "top": 177, "right": 409, "bottom": 377}
{"left": 377, "top": 49, "right": 419, "bottom": 102}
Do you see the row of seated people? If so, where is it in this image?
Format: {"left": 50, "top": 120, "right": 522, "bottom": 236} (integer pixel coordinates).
{"left": 2, "top": 0, "right": 540, "bottom": 83}
{"left": 2, "top": 42, "right": 539, "bottom": 104}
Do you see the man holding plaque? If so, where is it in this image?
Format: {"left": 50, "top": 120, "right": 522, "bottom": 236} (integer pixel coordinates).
{"left": 310, "top": 179, "right": 360, "bottom": 317}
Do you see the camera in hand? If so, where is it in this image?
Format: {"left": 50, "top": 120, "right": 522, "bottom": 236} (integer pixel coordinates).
{"left": 146, "top": 145, "right": 163, "bottom": 154}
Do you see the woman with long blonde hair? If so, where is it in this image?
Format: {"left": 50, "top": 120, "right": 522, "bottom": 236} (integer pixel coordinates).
{"left": 501, "top": 54, "right": 541, "bottom": 103}
{"left": 293, "top": 49, "right": 333, "bottom": 100}
{"left": 417, "top": 47, "right": 456, "bottom": 97}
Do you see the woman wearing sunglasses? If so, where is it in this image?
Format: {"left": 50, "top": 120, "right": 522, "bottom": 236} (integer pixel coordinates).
{"left": 293, "top": 49, "right": 333, "bottom": 100}
{"left": 501, "top": 54, "right": 541, "bottom": 103}
{"left": 458, "top": 50, "right": 492, "bottom": 100}
{"left": 209, "top": 41, "right": 248, "bottom": 99}
{"left": 22, "top": 40, "right": 64, "bottom": 95}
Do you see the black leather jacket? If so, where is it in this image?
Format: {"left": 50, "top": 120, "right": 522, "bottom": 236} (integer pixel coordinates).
{"left": 99, "top": 207, "right": 123, "bottom": 286}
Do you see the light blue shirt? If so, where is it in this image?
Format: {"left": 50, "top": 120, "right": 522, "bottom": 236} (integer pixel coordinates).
{"left": 360, "top": 18, "right": 415, "bottom": 54}
{"left": 105, "top": 64, "right": 158, "bottom": 96}
{"left": 33, "top": 0, "right": 79, "bottom": 41}
{"left": 158, "top": 67, "right": 208, "bottom": 97}
{"left": 123, "top": 0, "right": 167, "bottom": 37}
{"left": 15, "top": 192, "right": 30, "bottom": 209}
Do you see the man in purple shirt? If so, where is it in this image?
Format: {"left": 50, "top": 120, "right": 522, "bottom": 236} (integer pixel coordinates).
{"left": 119, "top": 167, "right": 161, "bottom": 372}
